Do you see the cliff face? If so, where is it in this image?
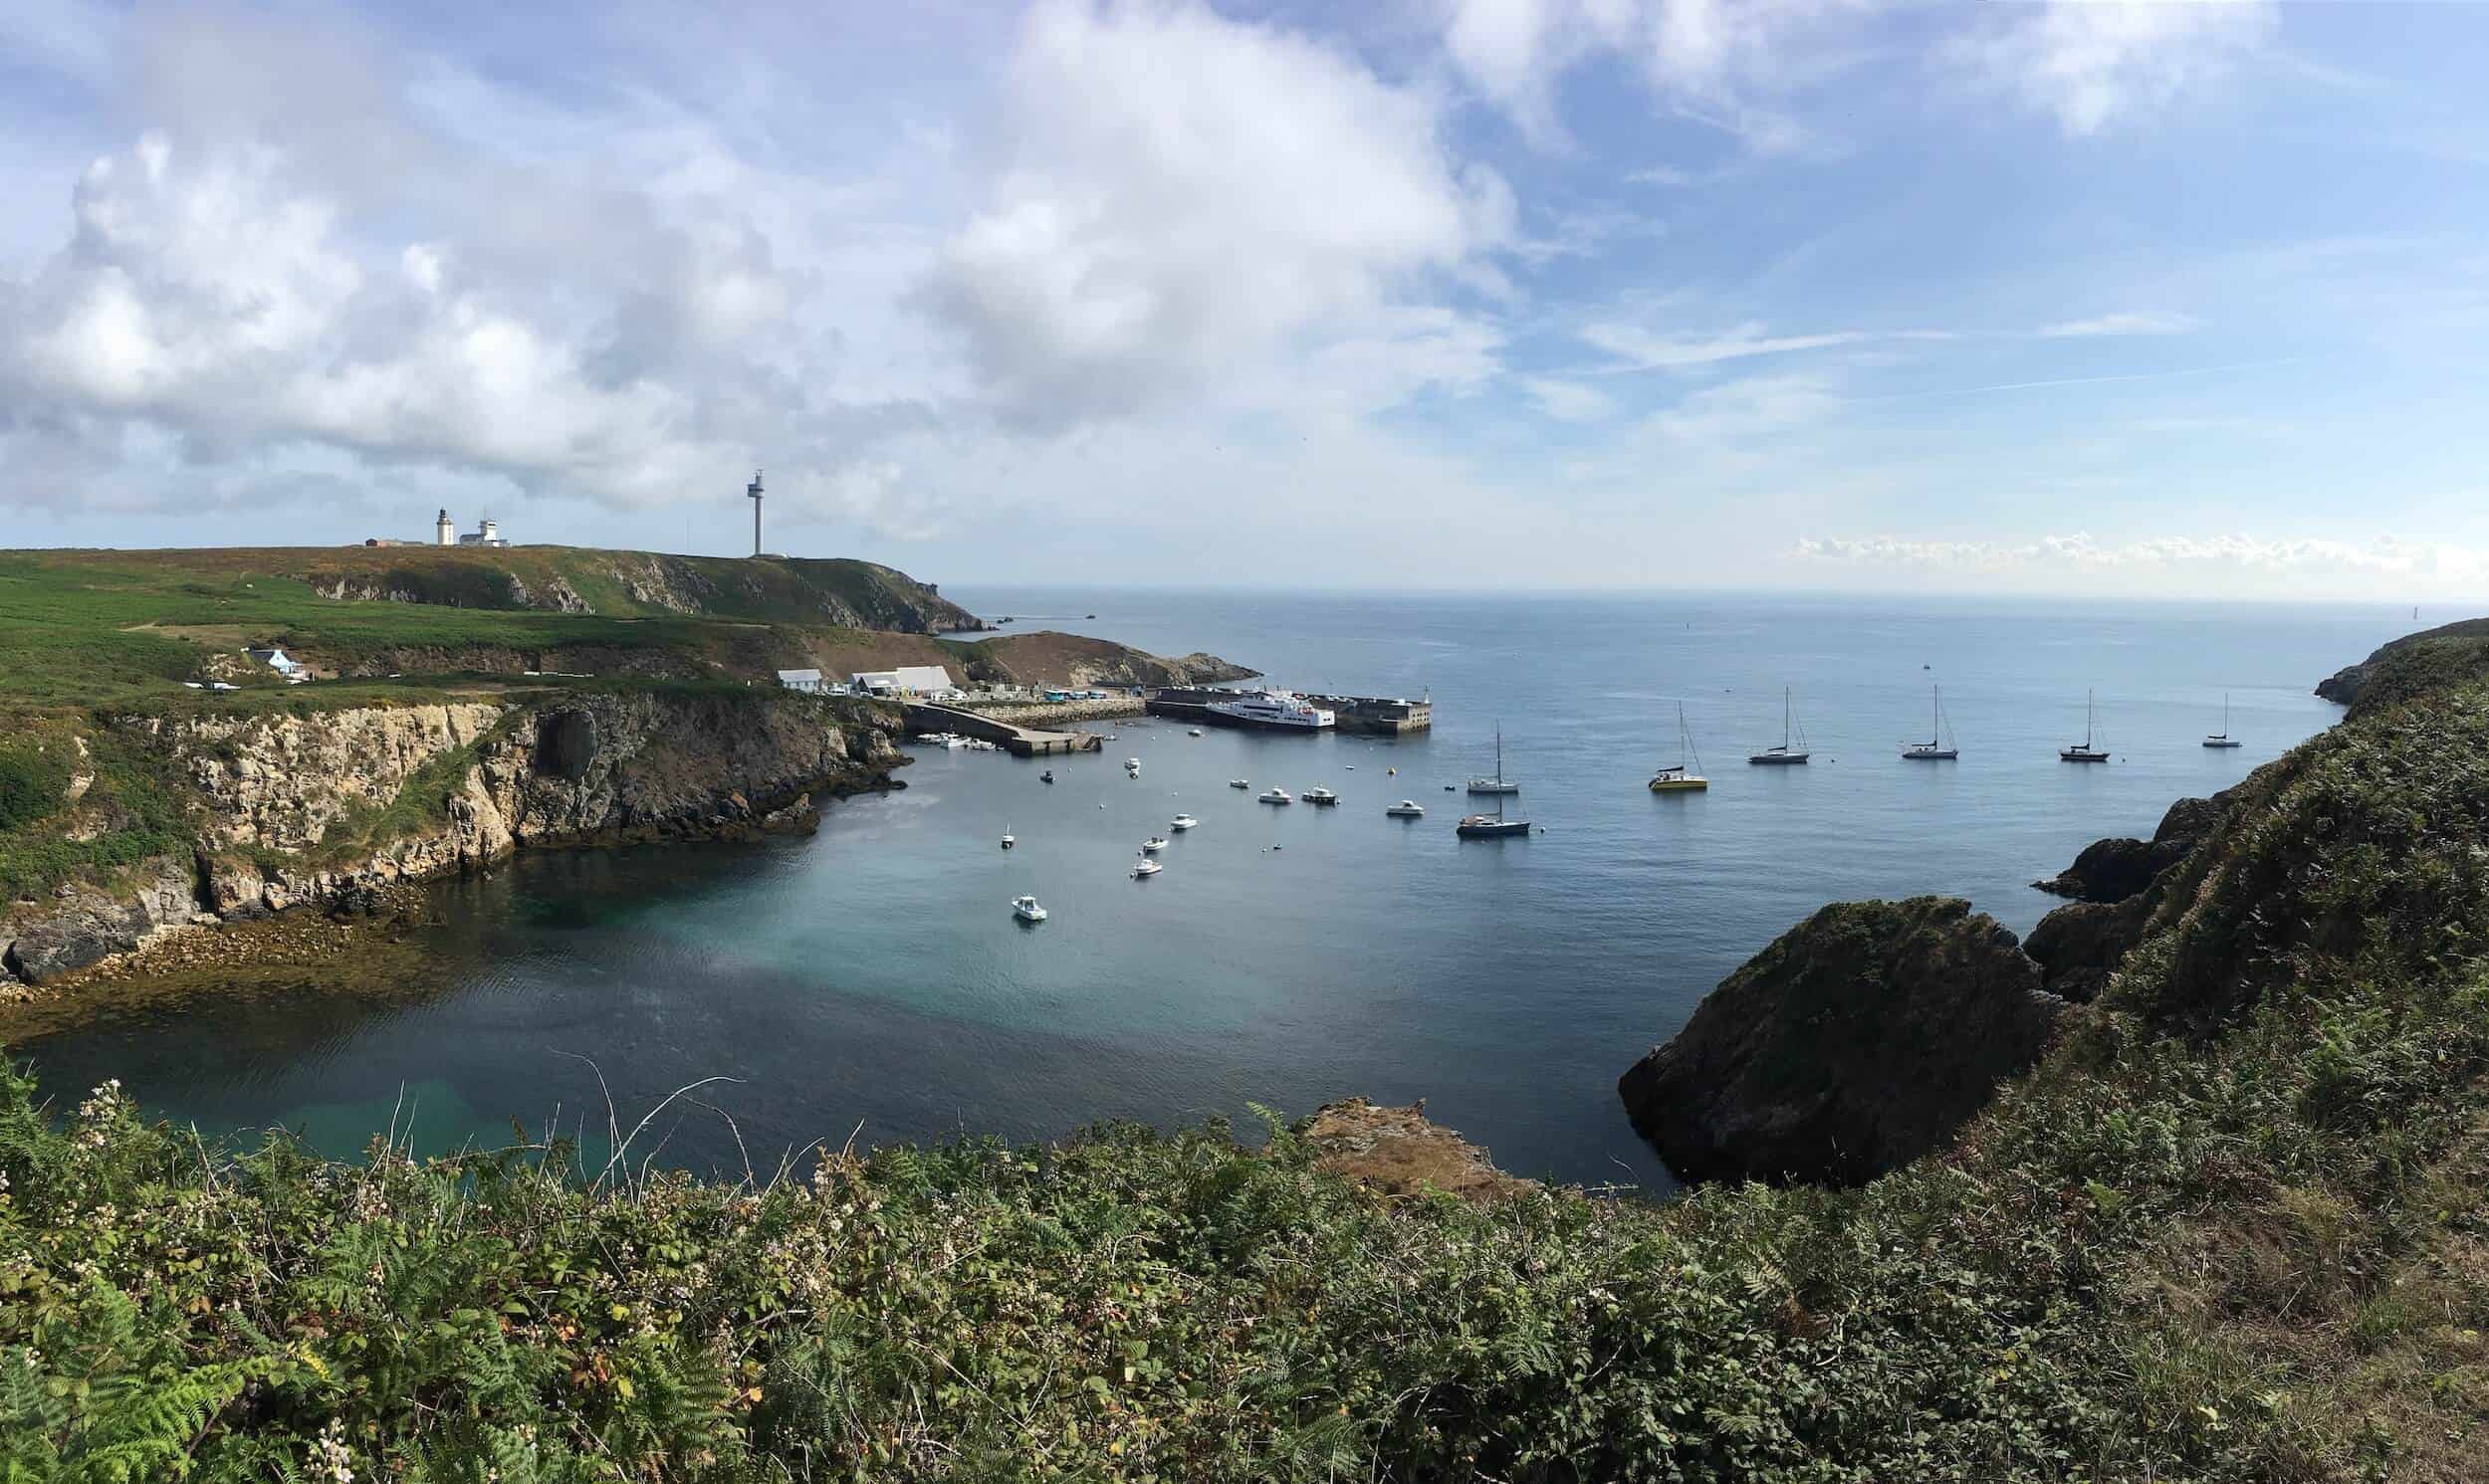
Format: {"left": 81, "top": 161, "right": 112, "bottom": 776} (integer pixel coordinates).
{"left": 962, "top": 632, "right": 1259, "bottom": 690}
{"left": 1618, "top": 897, "right": 2066, "bottom": 1187}
{"left": 1, "top": 692, "right": 901, "bottom": 985}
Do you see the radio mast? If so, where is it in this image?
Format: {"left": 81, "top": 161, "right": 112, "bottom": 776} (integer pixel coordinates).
{"left": 747, "top": 470, "right": 764, "bottom": 557}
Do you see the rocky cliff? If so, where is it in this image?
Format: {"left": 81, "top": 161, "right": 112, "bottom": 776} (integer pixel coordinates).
{"left": 1, "top": 691, "right": 901, "bottom": 987}
{"left": 1618, "top": 897, "right": 2067, "bottom": 1187}
{"left": 960, "top": 632, "right": 1259, "bottom": 690}
{"left": 2316, "top": 616, "right": 2489, "bottom": 710}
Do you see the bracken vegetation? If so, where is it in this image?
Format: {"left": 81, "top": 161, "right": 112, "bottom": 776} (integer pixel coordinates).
{"left": 6, "top": 676, "right": 2489, "bottom": 1479}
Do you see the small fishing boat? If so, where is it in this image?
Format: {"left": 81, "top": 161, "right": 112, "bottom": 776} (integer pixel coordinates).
{"left": 1130, "top": 857, "right": 1163, "bottom": 878}
{"left": 2203, "top": 693, "right": 2242, "bottom": 749}
{"left": 1748, "top": 688, "right": 1811, "bottom": 765}
{"left": 1125, "top": 757, "right": 1141, "bottom": 769}
{"left": 1259, "top": 787, "right": 1292, "bottom": 804}
{"left": 1229, "top": 778, "right": 1250, "bottom": 789}
{"left": 1141, "top": 836, "right": 1169, "bottom": 853}
{"left": 1650, "top": 703, "right": 1708, "bottom": 791}
{"left": 1170, "top": 814, "right": 1198, "bottom": 831}
{"left": 1386, "top": 800, "right": 1425, "bottom": 817}
{"left": 1039, "top": 770, "right": 1054, "bottom": 783}
{"left": 1012, "top": 895, "right": 1047, "bottom": 923}
{"left": 1001, "top": 828, "right": 1016, "bottom": 850}
{"left": 1302, "top": 786, "right": 1339, "bottom": 805}
{"left": 1188, "top": 728, "right": 1203, "bottom": 737}
{"left": 2061, "top": 690, "right": 2111, "bottom": 762}
{"left": 1902, "top": 685, "right": 1959, "bottom": 761}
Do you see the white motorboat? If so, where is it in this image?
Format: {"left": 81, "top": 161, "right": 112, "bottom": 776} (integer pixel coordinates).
{"left": 1126, "top": 757, "right": 1141, "bottom": 769}
{"left": 1386, "top": 800, "right": 1425, "bottom": 817}
{"left": 1188, "top": 728, "right": 1203, "bottom": 737}
{"left": 1141, "top": 836, "right": 1169, "bottom": 853}
{"left": 1259, "top": 787, "right": 1292, "bottom": 804}
{"left": 1130, "top": 857, "right": 1163, "bottom": 878}
{"left": 1001, "top": 829, "right": 1016, "bottom": 850}
{"left": 1229, "top": 778, "right": 1250, "bottom": 789}
{"left": 1302, "top": 786, "right": 1338, "bottom": 805}
{"left": 1012, "top": 895, "right": 1047, "bottom": 923}
{"left": 1170, "top": 814, "right": 1199, "bottom": 831}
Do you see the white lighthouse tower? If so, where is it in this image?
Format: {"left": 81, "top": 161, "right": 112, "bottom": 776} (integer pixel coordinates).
{"left": 435, "top": 509, "right": 455, "bottom": 545}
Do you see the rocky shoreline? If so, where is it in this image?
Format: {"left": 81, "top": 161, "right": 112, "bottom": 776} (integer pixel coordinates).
{"left": 1619, "top": 773, "right": 2259, "bottom": 1187}
{"left": 2, "top": 689, "right": 909, "bottom": 1000}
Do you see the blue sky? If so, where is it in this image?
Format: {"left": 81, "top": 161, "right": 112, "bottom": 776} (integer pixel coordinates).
{"left": 0, "top": 1, "right": 2483, "bottom": 598}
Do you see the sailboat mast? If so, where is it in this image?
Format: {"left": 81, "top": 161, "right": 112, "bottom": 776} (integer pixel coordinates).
{"left": 1782, "top": 687, "right": 1791, "bottom": 750}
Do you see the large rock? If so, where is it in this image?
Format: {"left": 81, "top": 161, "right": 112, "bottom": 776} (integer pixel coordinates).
{"left": 1618, "top": 897, "right": 2065, "bottom": 1187}
{"left": 2, "top": 859, "right": 199, "bottom": 984}
{"left": 1298, "top": 1098, "right": 1535, "bottom": 1200}
{"left": 2032, "top": 792, "right": 2227, "bottom": 902}
{"left": 2023, "top": 895, "right": 2151, "bottom": 1002}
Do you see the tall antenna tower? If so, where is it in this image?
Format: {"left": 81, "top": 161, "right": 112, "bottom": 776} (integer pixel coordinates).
{"left": 747, "top": 469, "right": 765, "bottom": 557}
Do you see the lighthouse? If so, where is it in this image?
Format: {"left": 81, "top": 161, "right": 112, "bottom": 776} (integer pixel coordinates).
{"left": 747, "top": 470, "right": 765, "bottom": 557}
{"left": 435, "top": 509, "right": 455, "bottom": 545}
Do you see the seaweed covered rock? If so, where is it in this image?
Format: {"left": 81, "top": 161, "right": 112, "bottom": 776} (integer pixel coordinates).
{"left": 1619, "top": 897, "right": 2064, "bottom": 1186}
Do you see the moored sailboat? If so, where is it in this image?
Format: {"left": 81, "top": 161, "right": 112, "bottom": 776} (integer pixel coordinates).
{"left": 1748, "top": 688, "right": 1811, "bottom": 765}
{"left": 1902, "top": 685, "right": 1959, "bottom": 760}
{"left": 2061, "top": 690, "right": 2111, "bottom": 762}
{"left": 1650, "top": 703, "right": 1708, "bottom": 791}
{"left": 2203, "top": 693, "right": 2243, "bottom": 748}
{"left": 1459, "top": 728, "right": 1530, "bottom": 837}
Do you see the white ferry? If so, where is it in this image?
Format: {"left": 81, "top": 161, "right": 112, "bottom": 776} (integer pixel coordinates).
{"left": 1207, "top": 691, "right": 1335, "bottom": 732}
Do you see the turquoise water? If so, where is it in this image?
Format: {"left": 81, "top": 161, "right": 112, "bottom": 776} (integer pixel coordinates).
{"left": 13, "top": 590, "right": 2415, "bottom": 1188}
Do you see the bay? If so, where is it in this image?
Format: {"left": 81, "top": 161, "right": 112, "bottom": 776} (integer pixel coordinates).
{"left": 11, "top": 589, "right": 2409, "bottom": 1189}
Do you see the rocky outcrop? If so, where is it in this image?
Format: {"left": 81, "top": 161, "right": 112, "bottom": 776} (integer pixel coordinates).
{"left": 1298, "top": 1098, "right": 1535, "bottom": 1200}
{"left": 2, "top": 859, "right": 205, "bottom": 985}
{"left": 2317, "top": 616, "right": 2489, "bottom": 708}
{"left": 2021, "top": 896, "right": 2150, "bottom": 1003}
{"left": 2032, "top": 792, "right": 2227, "bottom": 902}
{"left": 2, "top": 693, "right": 902, "bottom": 983}
{"left": 1619, "top": 898, "right": 2066, "bottom": 1187}
{"left": 965, "top": 632, "right": 1258, "bottom": 690}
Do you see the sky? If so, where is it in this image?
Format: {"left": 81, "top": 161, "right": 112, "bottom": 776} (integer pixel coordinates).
{"left": 0, "top": 0, "right": 2483, "bottom": 600}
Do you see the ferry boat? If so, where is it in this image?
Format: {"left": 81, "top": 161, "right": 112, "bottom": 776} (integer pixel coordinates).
{"left": 1207, "top": 691, "right": 1335, "bottom": 732}
{"left": 1259, "top": 787, "right": 1293, "bottom": 804}
{"left": 1650, "top": 704, "right": 1709, "bottom": 791}
{"left": 1386, "top": 799, "right": 1425, "bottom": 817}
{"left": 1012, "top": 895, "right": 1047, "bottom": 923}
{"left": 1302, "top": 786, "right": 1339, "bottom": 805}
{"left": 1902, "top": 685, "right": 1959, "bottom": 761}
{"left": 1748, "top": 689, "right": 1811, "bottom": 765}
{"left": 2061, "top": 690, "right": 2111, "bottom": 762}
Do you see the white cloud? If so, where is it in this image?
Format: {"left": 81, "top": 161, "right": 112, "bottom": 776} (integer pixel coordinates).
{"left": 1792, "top": 530, "right": 2489, "bottom": 581}
{"left": 921, "top": 0, "right": 1510, "bottom": 432}
{"left": 2039, "top": 310, "right": 2202, "bottom": 337}
{"left": 1579, "top": 318, "right": 1950, "bottom": 371}
{"left": 1948, "top": 0, "right": 2279, "bottom": 136}
{"left": 1651, "top": 372, "right": 1840, "bottom": 441}
{"left": 1519, "top": 375, "right": 1616, "bottom": 421}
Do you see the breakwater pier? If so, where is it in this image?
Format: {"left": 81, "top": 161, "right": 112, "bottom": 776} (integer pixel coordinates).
{"left": 902, "top": 702, "right": 1106, "bottom": 757}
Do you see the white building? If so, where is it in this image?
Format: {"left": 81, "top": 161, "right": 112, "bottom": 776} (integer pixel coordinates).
{"left": 456, "top": 517, "right": 506, "bottom": 547}
{"left": 776, "top": 668, "right": 825, "bottom": 694}
{"left": 246, "top": 646, "right": 305, "bottom": 681}
{"left": 435, "top": 509, "right": 455, "bottom": 545}
{"left": 848, "top": 665, "right": 955, "bottom": 697}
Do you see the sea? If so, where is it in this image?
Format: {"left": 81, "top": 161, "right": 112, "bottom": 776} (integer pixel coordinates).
{"left": 8, "top": 590, "right": 2416, "bottom": 1191}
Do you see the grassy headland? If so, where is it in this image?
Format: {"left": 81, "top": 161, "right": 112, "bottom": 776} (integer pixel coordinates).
{"left": 5, "top": 639, "right": 2489, "bottom": 1478}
